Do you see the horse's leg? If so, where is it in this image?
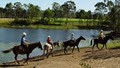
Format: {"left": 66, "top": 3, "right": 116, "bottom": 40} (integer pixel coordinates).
{"left": 101, "top": 44, "right": 104, "bottom": 50}
{"left": 51, "top": 49, "right": 53, "bottom": 57}
{"left": 15, "top": 54, "right": 19, "bottom": 64}
{"left": 96, "top": 44, "right": 100, "bottom": 50}
{"left": 64, "top": 46, "right": 67, "bottom": 55}
{"left": 47, "top": 50, "right": 49, "bottom": 58}
{"left": 92, "top": 44, "right": 95, "bottom": 52}
{"left": 77, "top": 45, "right": 80, "bottom": 52}
{"left": 24, "top": 54, "right": 29, "bottom": 64}
{"left": 105, "top": 44, "right": 107, "bottom": 49}
{"left": 72, "top": 46, "right": 75, "bottom": 53}
{"left": 43, "top": 50, "right": 45, "bottom": 59}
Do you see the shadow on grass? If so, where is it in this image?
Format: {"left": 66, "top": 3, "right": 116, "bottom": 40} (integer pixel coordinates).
{"left": 109, "top": 46, "right": 120, "bottom": 50}
{"left": 0, "top": 64, "right": 24, "bottom": 67}
{"left": 29, "top": 58, "right": 44, "bottom": 62}
{"left": 82, "top": 47, "right": 120, "bottom": 61}
{"left": 54, "top": 53, "right": 71, "bottom": 57}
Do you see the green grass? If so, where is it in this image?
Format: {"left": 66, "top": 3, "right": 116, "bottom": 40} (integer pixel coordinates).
{"left": 55, "top": 18, "right": 99, "bottom": 22}
{"left": 8, "top": 24, "right": 78, "bottom": 29}
{"left": 90, "top": 41, "right": 120, "bottom": 48}
{"left": 80, "top": 61, "right": 92, "bottom": 68}
{"left": 0, "top": 18, "right": 14, "bottom": 24}
{"left": 0, "top": 18, "right": 101, "bottom": 29}
{"left": 107, "top": 41, "right": 120, "bottom": 48}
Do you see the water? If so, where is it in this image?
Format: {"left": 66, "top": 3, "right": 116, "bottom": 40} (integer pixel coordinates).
{"left": 0, "top": 28, "right": 99, "bottom": 63}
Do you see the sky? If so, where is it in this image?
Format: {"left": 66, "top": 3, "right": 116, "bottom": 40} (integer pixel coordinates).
{"left": 0, "top": 0, "right": 106, "bottom": 12}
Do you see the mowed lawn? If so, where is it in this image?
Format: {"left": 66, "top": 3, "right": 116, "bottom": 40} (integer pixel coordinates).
{"left": 0, "top": 18, "right": 14, "bottom": 24}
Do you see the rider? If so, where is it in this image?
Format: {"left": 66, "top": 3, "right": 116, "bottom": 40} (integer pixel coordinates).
{"left": 70, "top": 33, "right": 75, "bottom": 43}
{"left": 99, "top": 30, "right": 105, "bottom": 40}
{"left": 20, "top": 32, "right": 29, "bottom": 52}
{"left": 47, "top": 35, "right": 53, "bottom": 46}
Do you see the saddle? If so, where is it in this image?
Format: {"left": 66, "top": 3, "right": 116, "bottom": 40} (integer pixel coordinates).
{"left": 19, "top": 46, "right": 24, "bottom": 51}
{"left": 98, "top": 37, "right": 104, "bottom": 43}
{"left": 45, "top": 43, "right": 53, "bottom": 50}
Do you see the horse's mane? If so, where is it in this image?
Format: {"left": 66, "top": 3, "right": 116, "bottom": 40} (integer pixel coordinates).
{"left": 28, "top": 41, "right": 40, "bottom": 46}
{"left": 104, "top": 35, "right": 112, "bottom": 39}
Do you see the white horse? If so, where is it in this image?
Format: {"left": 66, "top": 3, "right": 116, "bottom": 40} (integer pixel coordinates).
{"left": 43, "top": 41, "right": 60, "bottom": 58}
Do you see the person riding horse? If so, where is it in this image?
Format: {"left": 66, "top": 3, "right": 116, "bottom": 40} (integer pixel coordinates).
{"left": 98, "top": 30, "right": 105, "bottom": 41}
{"left": 20, "top": 32, "right": 29, "bottom": 52}
{"left": 47, "top": 36, "right": 53, "bottom": 46}
{"left": 70, "top": 33, "right": 76, "bottom": 43}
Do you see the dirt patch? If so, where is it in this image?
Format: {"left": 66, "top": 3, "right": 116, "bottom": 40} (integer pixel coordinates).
{"left": 1, "top": 47, "right": 120, "bottom": 68}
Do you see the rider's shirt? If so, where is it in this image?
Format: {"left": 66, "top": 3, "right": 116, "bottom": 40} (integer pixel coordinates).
{"left": 99, "top": 32, "right": 105, "bottom": 39}
{"left": 47, "top": 37, "right": 51, "bottom": 44}
{"left": 71, "top": 35, "right": 75, "bottom": 40}
{"left": 21, "top": 36, "right": 26, "bottom": 45}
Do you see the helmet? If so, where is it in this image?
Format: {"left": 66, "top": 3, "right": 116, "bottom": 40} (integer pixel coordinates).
{"left": 72, "top": 33, "right": 74, "bottom": 35}
{"left": 48, "top": 36, "right": 50, "bottom": 37}
{"left": 23, "top": 32, "right": 27, "bottom": 36}
{"left": 101, "top": 30, "right": 103, "bottom": 32}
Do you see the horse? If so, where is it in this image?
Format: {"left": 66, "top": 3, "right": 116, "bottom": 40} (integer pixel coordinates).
{"left": 90, "top": 35, "right": 114, "bottom": 52}
{"left": 43, "top": 41, "right": 60, "bottom": 58}
{"left": 63, "top": 36, "right": 86, "bottom": 54}
{"left": 2, "top": 41, "right": 43, "bottom": 64}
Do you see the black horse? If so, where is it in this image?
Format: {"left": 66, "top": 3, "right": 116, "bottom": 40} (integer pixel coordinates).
{"left": 91, "top": 35, "right": 114, "bottom": 52}
{"left": 63, "top": 36, "right": 86, "bottom": 54}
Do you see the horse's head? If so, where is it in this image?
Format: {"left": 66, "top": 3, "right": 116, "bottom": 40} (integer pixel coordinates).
{"left": 105, "top": 35, "right": 114, "bottom": 40}
{"left": 38, "top": 41, "right": 43, "bottom": 50}
{"left": 53, "top": 41, "right": 60, "bottom": 47}
{"left": 109, "top": 35, "right": 114, "bottom": 40}
{"left": 80, "top": 36, "right": 86, "bottom": 40}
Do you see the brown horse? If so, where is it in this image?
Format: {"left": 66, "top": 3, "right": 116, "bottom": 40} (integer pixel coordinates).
{"left": 53, "top": 41, "right": 60, "bottom": 47}
{"left": 2, "top": 41, "right": 43, "bottom": 64}
{"left": 63, "top": 36, "right": 86, "bottom": 54}
{"left": 91, "top": 35, "right": 114, "bottom": 52}
{"left": 43, "top": 41, "right": 60, "bottom": 58}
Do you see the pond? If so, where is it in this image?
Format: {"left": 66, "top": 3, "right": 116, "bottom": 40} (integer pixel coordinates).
{"left": 0, "top": 28, "right": 99, "bottom": 63}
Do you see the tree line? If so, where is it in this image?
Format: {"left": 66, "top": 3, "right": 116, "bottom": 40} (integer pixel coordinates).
{"left": 0, "top": 1, "right": 100, "bottom": 24}
{"left": 94, "top": 0, "right": 120, "bottom": 32}
{"left": 0, "top": 0, "right": 120, "bottom": 32}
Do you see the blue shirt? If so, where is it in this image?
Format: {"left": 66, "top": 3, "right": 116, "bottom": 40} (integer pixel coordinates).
{"left": 21, "top": 36, "right": 26, "bottom": 45}
{"left": 71, "top": 35, "right": 74, "bottom": 40}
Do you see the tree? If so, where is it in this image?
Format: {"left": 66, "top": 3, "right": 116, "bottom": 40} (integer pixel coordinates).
{"left": 52, "top": 2, "right": 61, "bottom": 21}
{"left": 86, "top": 10, "right": 92, "bottom": 19}
{"left": 27, "top": 4, "right": 41, "bottom": 19}
{"left": 42, "top": 8, "right": 53, "bottom": 24}
{"left": 108, "top": 1, "right": 120, "bottom": 32}
{"left": 13, "top": 2, "right": 23, "bottom": 18}
{"left": 0, "top": 7, "right": 4, "bottom": 17}
{"left": 5, "top": 2, "right": 14, "bottom": 18}
{"left": 95, "top": 2, "right": 107, "bottom": 26}
{"left": 95, "top": 2, "right": 107, "bottom": 14}
{"left": 61, "top": 1, "right": 76, "bottom": 24}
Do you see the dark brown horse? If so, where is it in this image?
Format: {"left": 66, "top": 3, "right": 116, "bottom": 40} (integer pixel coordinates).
{"left": 53, "top": 41, "right": 60, "bottom": 47}
{"left": 2, "top": 41, "right": 43, "bottom": 64}
{"left": 43, "top": 41, "right": 60, "bottom": 58}
{"left": 91, "top": 35, "right": 114, "bottom": 52}
{"left": 63, "top": 36, "right": 86, "bottom": 54}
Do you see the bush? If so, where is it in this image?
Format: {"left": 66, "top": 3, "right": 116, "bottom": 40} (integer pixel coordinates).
{"left": 12, "top": 19, "right": 30, "bottom": 26}
{"left": 34, "top": 18, "right": 51, "bottom": 25}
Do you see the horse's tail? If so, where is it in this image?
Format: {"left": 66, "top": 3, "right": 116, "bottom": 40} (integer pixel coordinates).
{"left": 2, "top": 47, "right": 13, "bottom": 53}
{"left": 62, "top": 42, "right": 65, "bottom": 47}
{"left": 90, "top": 39, "right": 93, "bottom": 45}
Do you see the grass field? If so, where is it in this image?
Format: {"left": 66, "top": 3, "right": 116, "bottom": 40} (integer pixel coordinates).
{"left": 0, "top": 18, "right": 100, "bottom": 29}
{"left": 0, "top": 18, "right": 14, "bottom": 24}
{"left": 55, "top": 18, "right": 99, "bottom": 22}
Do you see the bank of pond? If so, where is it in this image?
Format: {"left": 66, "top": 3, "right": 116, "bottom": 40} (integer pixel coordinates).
{"left": 0, "top": 28, "right": 116, "bottom": 63}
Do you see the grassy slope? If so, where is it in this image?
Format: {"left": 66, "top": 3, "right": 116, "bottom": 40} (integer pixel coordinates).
{"left": 0, "top": 18, "right": 103, "bottom": 29}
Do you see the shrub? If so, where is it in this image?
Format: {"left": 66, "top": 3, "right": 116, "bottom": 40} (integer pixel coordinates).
{"left": 12, "top": 19, "right": 30, "bottom": 26}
